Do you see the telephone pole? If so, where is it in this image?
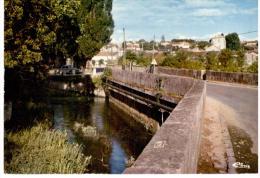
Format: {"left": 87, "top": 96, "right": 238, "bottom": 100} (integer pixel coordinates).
{"left": 152, "top": 34, "right": 155, "bottom": 61}
{"left": 123, "top": 27, "right": 126, "bottom": 70}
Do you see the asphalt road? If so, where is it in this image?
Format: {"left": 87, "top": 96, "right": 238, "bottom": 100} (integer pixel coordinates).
{"left": 206, "top": 81, "right": 258, "bottom": 154}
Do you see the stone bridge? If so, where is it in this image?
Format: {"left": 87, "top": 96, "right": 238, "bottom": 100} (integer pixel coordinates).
{"left": 104, "top": 68, "right": 206, "bottom": 173}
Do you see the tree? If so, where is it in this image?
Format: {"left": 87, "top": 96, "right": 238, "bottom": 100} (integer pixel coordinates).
{"left": 77, "top": 0, "right": 114, "bottom": 63}
{"left": 4, "top": 0, "right": 114, "bottom": 102}
{"left": 125, "top": 51, "right": 137, "bottom": 63}
{"left": 218, "top": 49, "right": 233, "bottom": 67}
{"left": 236, "top": 49, "right": 245, "bottom": 69}
{"left": 4, "top": 0, "right": 82, "bottom": 69}
{"left": 225, "top": 33, "right": 240, "bottom": 51}
{"left": 197, "top": 41, "right": 210, "bottom": 50}
{"left": 247, "top": 61, "right": 258, "bottom": 73}
{"left": 205, "top": 52, "right": 219, "bottom": 70}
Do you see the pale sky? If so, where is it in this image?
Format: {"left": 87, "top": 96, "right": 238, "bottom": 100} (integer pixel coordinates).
{"left": 111, "top": 0, "right": 258, "bottom": 42}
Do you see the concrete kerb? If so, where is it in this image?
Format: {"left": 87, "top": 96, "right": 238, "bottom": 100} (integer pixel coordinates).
{"left": 120, "top": 71, "right": 206, "bottom": 173}
{"left": 218, "top": 112, "right": 237, "bottom": 173}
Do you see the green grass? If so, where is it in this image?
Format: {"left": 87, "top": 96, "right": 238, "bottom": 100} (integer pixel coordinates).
{"left": 5, "top": 122, "right": 91, "bottom": 174}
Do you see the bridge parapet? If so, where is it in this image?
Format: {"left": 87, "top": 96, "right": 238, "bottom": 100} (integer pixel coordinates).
{"left": 105, "top": 68, "right": 206, "bottom": 173}
{"left": 124, "top": 78, "right": 206, "bottom": 173}
{"left": 109, "top": 68, "right": 195, "bottom": 98}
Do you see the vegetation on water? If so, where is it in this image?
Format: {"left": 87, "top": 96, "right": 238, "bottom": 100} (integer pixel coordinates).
{"left": 5, "top": 122, "right": 91, "bottom": 174}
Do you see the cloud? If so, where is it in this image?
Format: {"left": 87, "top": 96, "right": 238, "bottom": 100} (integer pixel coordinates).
{"left": 239, "top": 8, "right": 258, "bottom": 15}
{"left": 183, "top": 0, "right": 234, "bottom": 8}
{"left": 111, "top": 0, "right": 258, "bottom": 42}
{"left": 192, "top": 8, "right": 225, "bottom": 16}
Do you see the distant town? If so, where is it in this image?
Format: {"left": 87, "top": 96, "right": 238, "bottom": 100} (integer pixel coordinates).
{"left": 83, "top": 33, "right": 258, "bottom": 76}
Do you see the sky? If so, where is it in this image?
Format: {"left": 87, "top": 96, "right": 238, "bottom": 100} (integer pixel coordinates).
{"left": 111, "top": 0, "right": 258, "bottom": 43}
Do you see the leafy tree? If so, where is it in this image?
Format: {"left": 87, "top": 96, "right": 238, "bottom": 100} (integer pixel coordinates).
{"left": 125, "top": 51, "right": 137, "bottom": 62}
{"left": 205, "top": 52, "right": 219, "bottom": 70}
{"left": 161, "top": 51, "right": 189, "bottom": 68}
{"left": 184, "top": 60, "right": 204, "bottom": 70}
{"left": 136, "top": 53, "right": 151, "bottom": 66}
{"left": 197, "top": 41, "right": 210, "bottom": 50}
{"left": 225, "top": 33, "right": 240, "bottom": 51}
{"left": 218, "top": 49, "right": 233, "bottom": 67}
{"left": 247, "top": 61, "right": 258, "bottom": 73}
{"left": 161, "top": 55, "right": 177, "bottom": 67}
{"left": 77, "top": 0, "right": 114, "bottom": 63}
{"left": 236, "top": 49, "right": 245, "bottom": 69}
{"left": 4, "top": 0, "right": 114, "bottom": 102}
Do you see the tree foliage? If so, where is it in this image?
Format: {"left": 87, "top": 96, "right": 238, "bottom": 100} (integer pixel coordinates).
{"left": 77, "top": 0, "right": 114, "bottom": 61}
{"left": 225, "top": 33, "right": 240, "bottom": 51}
{"left": 197, "top": 41, "right": 210, "bottom": 50}
{"left": 5, "top": 0, "right": 114, "bottom": 69}
{"left": 247, "top": 61, "right": 258, "bottom": 73}
{"left": 4, "top": 0, "right": 114, "bottom": 102}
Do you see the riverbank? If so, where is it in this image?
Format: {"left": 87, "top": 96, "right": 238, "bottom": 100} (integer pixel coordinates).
{"left": 5, "top": 121, "right": 91, "bottom": 173}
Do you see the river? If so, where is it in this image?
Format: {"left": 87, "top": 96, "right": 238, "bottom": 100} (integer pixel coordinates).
{"left": 49, "top": 97, "right": 154, "bottom": 173}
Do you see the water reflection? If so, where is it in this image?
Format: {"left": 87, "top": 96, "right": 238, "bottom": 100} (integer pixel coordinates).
{"left": 50, "top": 97, "right": 153, "bottom": 173}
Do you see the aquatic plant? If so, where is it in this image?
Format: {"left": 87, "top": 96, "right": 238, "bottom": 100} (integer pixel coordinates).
{"left": 5, "top": 122, "right": 91, "bottom": 174}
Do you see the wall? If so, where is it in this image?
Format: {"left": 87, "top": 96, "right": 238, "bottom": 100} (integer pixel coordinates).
{"left": 156, "top": 67, "right": 258, "bottom": 86}
{"left": 124, "top": 79, "right": 206, "bottom": 173}
{"left": 157, "top": 66, "right": 205, "bottom": 79}
{"left": 107, "top": 68, "right": 206, "bottom": 173}
{"left": 206, "top": 70, "right": 258, "bottom": 85}
{"left": 110, "top": 68, "right": 194, "bottom": 97}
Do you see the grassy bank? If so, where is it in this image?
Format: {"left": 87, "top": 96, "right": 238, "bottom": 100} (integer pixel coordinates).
{"left": 5, "top": 122, "right": 91, "bottom": 174}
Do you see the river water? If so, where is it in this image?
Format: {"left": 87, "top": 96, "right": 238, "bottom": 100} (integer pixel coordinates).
{"left": 49, "top": 97, "right": 154, "bottom": 173}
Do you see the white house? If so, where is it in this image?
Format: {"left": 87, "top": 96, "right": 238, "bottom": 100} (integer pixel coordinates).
{"left": 206, "top": 34, "right": 226, "bottom": 52}
{"left": 126, "top": 42, "right": 141, "bottom": 52}
{"left": 245, "top": 52, "right": 258, "bottom": 65}
{"left": 171, "top": 41, "right": 190, "bottom": 49}
{"left": 85, "top": 43, "right": 122, "bottom": 76}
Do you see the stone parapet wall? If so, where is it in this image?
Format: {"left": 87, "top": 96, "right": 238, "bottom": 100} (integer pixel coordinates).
{"left": 124, "top": 79, "right": 206, "bottom": 173}
{"left": 156, "top": 67, "right": 258, "bottom": 85}
{"left": 206, "top": 70, "right": 258, "bottom": 85}
{"left": 157, "top": 66, "right": 205, "bottom": 79}
{"left": 109, "top": 68, "right": 194, "bottom": 97}
{"left": 107, "top": 68, "right": 206, "bottom": 173}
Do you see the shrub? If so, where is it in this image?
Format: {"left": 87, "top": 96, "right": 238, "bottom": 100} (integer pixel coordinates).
{"left": 5, "top": 122, "right": 91, "bottom": 174}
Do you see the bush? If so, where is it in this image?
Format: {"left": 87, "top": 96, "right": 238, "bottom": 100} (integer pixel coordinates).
{"left": 5, "top": 122, "right": 91, "bottom": 173}
{"left": 247, "top": 61, "right": 258, "bottom": 73}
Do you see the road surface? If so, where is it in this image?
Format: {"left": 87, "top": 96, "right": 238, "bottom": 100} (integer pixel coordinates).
{"left": 206, "top": 81, "right": 258, "bottom": 154}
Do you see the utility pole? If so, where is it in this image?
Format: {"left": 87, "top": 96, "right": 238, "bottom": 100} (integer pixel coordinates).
{"left": 152, "top": 34, "right": 155, "bottom": 61}
{"left": 123, "top": 27, "right": 126, "bottom": 70}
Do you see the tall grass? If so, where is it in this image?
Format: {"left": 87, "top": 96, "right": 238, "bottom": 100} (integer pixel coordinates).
{"left": 5, "top": 122, "right": 91, "bottom": 174}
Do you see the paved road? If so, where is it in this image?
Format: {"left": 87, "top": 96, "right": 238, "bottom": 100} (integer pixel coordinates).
{"left": 206, "top": 81, "right": 258, "bottom": 154}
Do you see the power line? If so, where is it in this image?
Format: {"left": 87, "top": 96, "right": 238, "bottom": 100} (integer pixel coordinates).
{"left": 238, "top": 30, "right": 257, "bottom": 35}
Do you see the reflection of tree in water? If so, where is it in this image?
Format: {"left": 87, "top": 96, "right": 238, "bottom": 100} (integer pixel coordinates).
{"left": 61, "top": 101, "right": 112, "bottom": 173}
{"left": 228, "top": 126, "right": 258, "bottom": 173}
{"left": 71, "top": 121, "right": 112, "bottom": 173}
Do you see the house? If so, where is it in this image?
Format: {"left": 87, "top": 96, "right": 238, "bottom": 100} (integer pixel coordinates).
{"left": 126, "top": 41, "right": 141, "bottom": 52}
{"left": 85, "top": 43, "right": 122, "bottom": 76}
{"left": 245, "top": 52, "right": 258, "bottom": 65}
{"left": 206, "top": 34, "right": 226, "bottom": 52}
{"left": 171, "top": 41, "right": 191, "bottom": 49}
